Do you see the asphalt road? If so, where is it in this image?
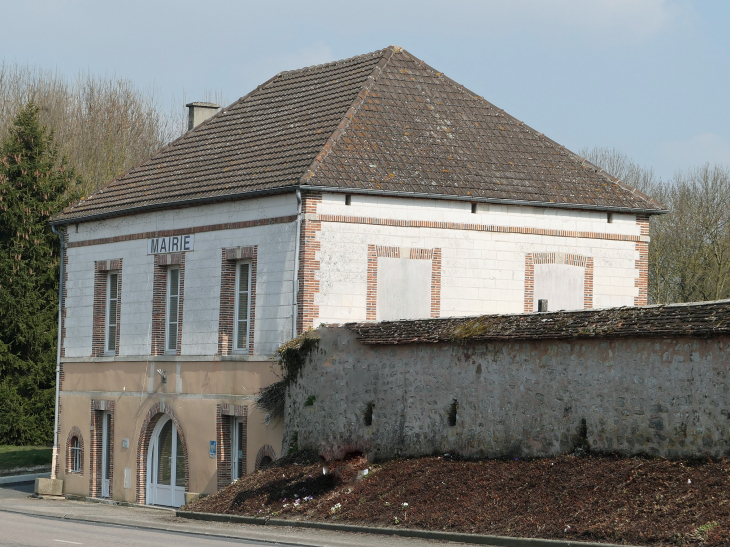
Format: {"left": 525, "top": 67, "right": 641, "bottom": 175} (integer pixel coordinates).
{"left": 0, "top": 481, "right": 476, "bottom": 547}
{"left": 0, "top": 511, "right": 292, "bottom": 546}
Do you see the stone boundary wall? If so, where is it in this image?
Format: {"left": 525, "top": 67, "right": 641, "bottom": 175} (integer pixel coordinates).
{"left": 284, "top": 326, "right": 730, "bottom": 461}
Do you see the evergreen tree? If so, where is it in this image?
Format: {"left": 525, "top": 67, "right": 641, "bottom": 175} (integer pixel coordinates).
{"left": 0, "top": 103, "right": 78, "bottom": 444}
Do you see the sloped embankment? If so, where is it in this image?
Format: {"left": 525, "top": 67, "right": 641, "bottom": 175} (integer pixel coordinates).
{"left": 184, "top": 452, "right": 730, "bottom": 546}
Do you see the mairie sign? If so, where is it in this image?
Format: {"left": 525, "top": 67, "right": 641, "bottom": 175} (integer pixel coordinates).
{"left": 147, "top": 235, "right": 194, "bottom": 254}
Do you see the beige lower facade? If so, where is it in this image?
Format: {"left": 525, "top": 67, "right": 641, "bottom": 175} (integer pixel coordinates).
{"left": 57, "top": 358, "right": 282, "bottom": 507}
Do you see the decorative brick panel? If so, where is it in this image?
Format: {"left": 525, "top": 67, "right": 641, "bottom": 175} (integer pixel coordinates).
{"left": 151, "top": 254, "right": 185, "bottom": 356}
{"left": 92, "top": 260, "right": 122, "bottom": 357}
{"left": 65, "top": 426, "right": 84, "bottom": 475}
{"left": 89, "top": 399, "right": 114, "bottom": 498}
{"left": 218, "top": 247, "right": 257, "bottom": 355}
{"left": 297, "top": 193, "right": 322, "bottom": 333}
{"left": 366, "top": 245, "right": 442, "bottom": 321}
{"left": 135, "top": 402, "right": 189, "bottom": 505}
{"left": 216, "top": 404, "right": 248, "bottom": 490}
{"left": 524, "top": 252, "right": 594, "bottom": 312}
{"left": 255, "top": 444, "right": 277, "bottom": 470}
{"left": 635, "top": 215, "right": 650, "bottom": 306}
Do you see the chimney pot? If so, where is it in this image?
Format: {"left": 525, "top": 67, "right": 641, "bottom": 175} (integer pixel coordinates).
{"left": 186, "top": 102, "right": 220, "bottom": 131}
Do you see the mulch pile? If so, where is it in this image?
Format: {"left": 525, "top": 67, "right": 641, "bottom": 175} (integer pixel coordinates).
{"left": 184, "top": 452, "right": 730, "bottom": 546}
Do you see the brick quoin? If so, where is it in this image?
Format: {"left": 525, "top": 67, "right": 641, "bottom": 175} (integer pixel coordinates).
{"left": 635, "top": 215, "right": 650, "bottom": 306}
{"left": 366, "top": 245, "right": 441, "bottom": 321}
{"left": 524, "top": 252, "right": 594, "bottom": 313}
{"left": 297, "top": 193, "right": 322, "bottom": 333}
{"left": 218, "top": 247, "right": 257, "bottom": 355}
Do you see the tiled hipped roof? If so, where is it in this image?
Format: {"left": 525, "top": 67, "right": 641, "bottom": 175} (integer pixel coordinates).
{"left": 347, "top": 300, "right": 730, "bottom": 345}
{"left": 53, "top": 46, "right": 665, "bottom": 224}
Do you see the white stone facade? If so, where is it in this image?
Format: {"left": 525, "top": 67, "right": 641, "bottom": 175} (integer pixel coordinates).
{"left": 61, "top": 191, "right": 647, "bottom": 359}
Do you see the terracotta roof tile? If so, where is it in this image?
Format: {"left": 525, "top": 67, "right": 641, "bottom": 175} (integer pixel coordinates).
{"left": 53, "top": 46, "right": 665, "bottom": 224}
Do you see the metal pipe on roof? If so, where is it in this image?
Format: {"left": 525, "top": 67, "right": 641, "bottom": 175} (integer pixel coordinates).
{"left": 50, "top": 225, "right": 65, "bottom": 481}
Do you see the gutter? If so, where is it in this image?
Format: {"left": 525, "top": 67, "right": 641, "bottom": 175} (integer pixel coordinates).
{"left": 292, "top": 189, "right": 302, "bottom": 338}
{"left": 300, "top": 186, "right": 670, "bottom": 215}
{"left": 50, "top": 225, "right": 65, "bottom": 480}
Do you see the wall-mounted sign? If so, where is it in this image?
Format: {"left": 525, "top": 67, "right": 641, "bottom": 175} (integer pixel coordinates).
{"left": 148, "top": 235, "right": 194, "bottom": 254}
{"left": 209, "top": 440, "right": 217, "bottom": 458}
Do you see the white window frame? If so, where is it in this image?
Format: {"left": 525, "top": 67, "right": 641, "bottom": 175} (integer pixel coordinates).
{"left": 70, "top": 436, "right": 81, "bottom": 473}
{"left": 105, "top": 271, "right": 119, "bottom": 355}
{"left": 233, "top": 261, "right": 252, "bottom": 353}
{"left": 166, "top": 267, "right": 180, "bottom": 355}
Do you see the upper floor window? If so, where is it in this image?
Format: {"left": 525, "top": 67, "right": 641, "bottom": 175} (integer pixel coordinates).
{"left": 234, "top": 262, "right": 251, "bottom": 352}
{"left": 166, "top": 267, "right": 180, "bottom": 353}
{"left": 106, "top": 272, "right": 119, "bottom": 354}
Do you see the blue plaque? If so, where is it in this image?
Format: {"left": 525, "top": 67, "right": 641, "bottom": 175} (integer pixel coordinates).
{"left": 209, "top": 440, "right": 217, "bottom": 458}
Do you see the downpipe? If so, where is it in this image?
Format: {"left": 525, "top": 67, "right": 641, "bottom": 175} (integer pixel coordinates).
{"left": 292, "top": 189, "right": 302, "bottom": 339}
{"left": 50, "top": 225, "right": 65, "bottom": 480}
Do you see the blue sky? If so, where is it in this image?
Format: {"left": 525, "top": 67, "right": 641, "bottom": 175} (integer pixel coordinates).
{"left": 2, "top": 0, "right": 728, "bottom": 180}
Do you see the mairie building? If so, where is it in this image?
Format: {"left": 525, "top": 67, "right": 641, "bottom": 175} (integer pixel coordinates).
{"left": 49, "top": 46, "right": 666, "bottom": 506}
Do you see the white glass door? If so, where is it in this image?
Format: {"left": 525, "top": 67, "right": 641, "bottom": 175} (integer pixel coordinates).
{"left": 231, "top": 418, "right": 245, "bottom": 481}
{"left": 101, "top": 411, "right": 111, "bottom": 498}
{"left": 147, "top": 416, "right": 185, "bottom": 507}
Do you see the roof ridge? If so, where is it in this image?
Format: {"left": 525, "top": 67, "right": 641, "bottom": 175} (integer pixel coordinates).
{"left": 393, "top": 48, "right": 668, "bottom": 213}
{"left": 300, "top": 46, "right": 397, "bottom": 185}
{"left": 277, "top": 48, "right": 389, "bottom": 79}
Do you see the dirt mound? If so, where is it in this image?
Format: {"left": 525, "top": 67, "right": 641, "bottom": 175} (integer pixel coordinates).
{"left": 185, "top": 453, "right": 730, "bottom": 545}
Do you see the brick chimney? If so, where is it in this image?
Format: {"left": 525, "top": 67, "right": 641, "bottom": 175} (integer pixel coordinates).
{"left": 186, "top": 102, "right": 220, "bottom": 131}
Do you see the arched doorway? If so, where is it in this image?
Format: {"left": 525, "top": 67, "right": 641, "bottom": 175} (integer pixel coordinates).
{"left": 146, "top": 415, "right": 186, "bottom": 507}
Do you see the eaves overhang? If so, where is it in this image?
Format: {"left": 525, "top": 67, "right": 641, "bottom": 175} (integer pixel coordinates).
{"left": 50, "top": 184, "right": 668, "bottom": 227}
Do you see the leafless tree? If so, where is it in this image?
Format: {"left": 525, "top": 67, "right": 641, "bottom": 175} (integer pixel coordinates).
{"left": 0, "top": 62, "right": 179, "bottom": 194}
{"left": 582, "top": 147, "right": 730, "bottom": 304}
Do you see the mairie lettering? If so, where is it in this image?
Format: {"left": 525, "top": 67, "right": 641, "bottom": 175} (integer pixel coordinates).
{"left": 148, "top": 234, "right": 194, "bottom": 254}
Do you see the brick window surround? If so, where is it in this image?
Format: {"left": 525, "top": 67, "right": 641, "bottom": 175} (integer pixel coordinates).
{"left": 524, "top": 252, "right": 594, "bottom": 313}
{"left": 89, "top": 399, "right": 114, "bottom": 498}
{"left": 92, "top": 259, "right": 122, "bottom": 357}
{"left": 366, "top": 245, "right": 442, "bottom": 321}
{"left": 65, "top": 426, "right": 84, "bottom": 475}
{"left": 135, "top": 401, "right": 189, "bottom": 505}
{"left": 218, "top": 247, "right": 257, "bottom": 355}
{"left": 255, "top": 444, "right": 277, "bottom": 470}
{"left": 216, "top": 404, "right": 248, "bottom": 490}
{"left": 151, "top": 253, "right": 185, "bottom": 356}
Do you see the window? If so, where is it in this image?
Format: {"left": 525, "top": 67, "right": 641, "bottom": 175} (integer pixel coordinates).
{"left": 70, "top": 436, "right": 81, "bottom": 473}
{"left": 166, "top": 268, "right": 180, "bottom": 353}
{"left": 106, "top": 272, "right": 119, "bottom": 354}
{"left": 234, "top": 262, "right": 251, "bottom": 352}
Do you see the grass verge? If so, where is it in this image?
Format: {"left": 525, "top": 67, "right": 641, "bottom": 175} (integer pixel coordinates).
{"left": 0, "top": 445, "right": 52, "bottom": 471}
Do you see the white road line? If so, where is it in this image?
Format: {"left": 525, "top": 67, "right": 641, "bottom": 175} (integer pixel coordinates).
{"left": 54, "top": 541, "right": 83, "bottom": 545}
